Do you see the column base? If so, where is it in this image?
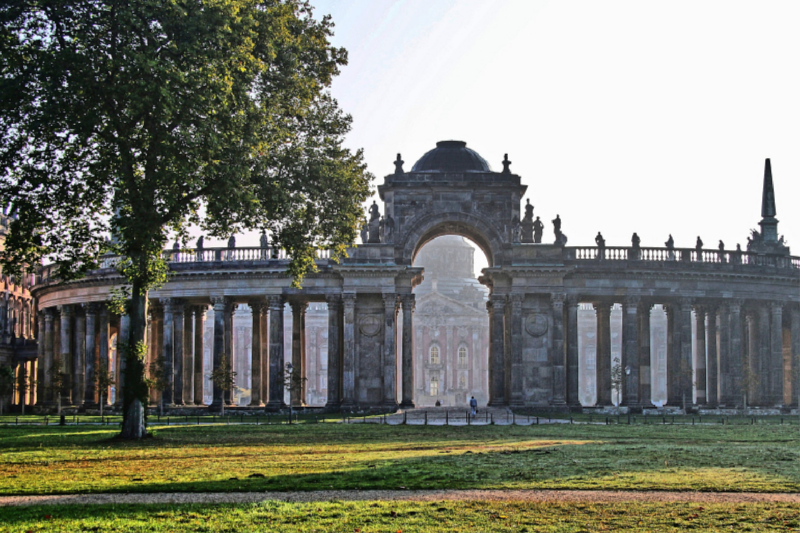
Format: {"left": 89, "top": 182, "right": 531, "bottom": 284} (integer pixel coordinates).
{"left": 399, "top": 400, "right": 415, "bottom": 409}
{"left": 249, "top": 400, "right": 264, "bottom": 407}
{"left": 382, "top": 401, "right": 398, "bottom": 411}
{"left": 487, "top": 399, "right": 507, "bottom": 407}
{"left": 325, "top": 400, "right": 341, "bottom": 411}
{"left": 209, "top": 399, "right": 224, "bottom": 412}
{"left": 265, "top": 400, "right": 287, "bottom": 412}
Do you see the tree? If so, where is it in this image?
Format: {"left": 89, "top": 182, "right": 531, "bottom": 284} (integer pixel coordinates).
{"left": 208, "top": 354, "right": 236, "bottom": 417}
{"left": 610, "top": 357, "right": 623, "bottom": 407}
{"left": 95, "top": 366, "right": 115, "bottom": 418}
{"left": 0, "top": 1, "right": 373, "bottom": 438}
{"left": 283, "top": 362, "right": 307, "bottom": 424}
{"left": 145, "top": 355, "right": 168, "bottom": 417}
{"left": 39, "top": 356, "right": 67, "bottom": 415}
{"left": 0, "top": 365, "right": 13, "bottom": 415}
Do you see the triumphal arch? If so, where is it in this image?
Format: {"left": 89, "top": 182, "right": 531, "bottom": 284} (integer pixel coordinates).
{"left": 27, "top": 141, "right": 800, "bottom": 413}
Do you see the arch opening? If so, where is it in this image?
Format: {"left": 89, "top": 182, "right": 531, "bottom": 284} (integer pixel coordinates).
{"left": 409, "top": 235, "right": 491, "bottom": 407}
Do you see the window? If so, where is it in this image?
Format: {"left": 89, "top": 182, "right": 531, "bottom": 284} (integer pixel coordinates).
{"left": 429, "top": 345, "right": 440, "bottom": 365}
{"left": 458, "top": 373, "right": 466, "bottom": 389}
{"left": 458, "top": 346, "right": 468, "bottom": 367}
{"left": 430, "top": 376, "right": 439, "bottom": 396}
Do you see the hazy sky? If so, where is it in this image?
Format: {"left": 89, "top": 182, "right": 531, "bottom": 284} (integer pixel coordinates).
{"left": 301, "top": 0, "right": 799, "bottom": 272}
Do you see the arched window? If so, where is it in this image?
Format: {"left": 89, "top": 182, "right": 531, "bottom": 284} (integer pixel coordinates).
{"left": 429, "top": 345, "right": 440, "bottom": 365}
{"left": 430, "top": 375, "right": 439, "bottom": 396}
{"left": 458, "top": 346, "right": 468, "bottom": 367}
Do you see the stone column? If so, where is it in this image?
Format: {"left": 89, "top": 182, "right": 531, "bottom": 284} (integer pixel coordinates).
{"left": 340, "top": 294, "right": 357, "bottom": 409}
{"left": 566, "top": 297, "right": 580, "bottom": 408}
{"left": 325, "top": 295, "right": 342, "bottom": 409}
{"left": 223, "top": 299, "right": 236, "bottom": 406}
{"left": 172, "top": 301, "right": 185, "bottom": 405}
{"left": 58, "top": 305, "right": 73, "bottom": 405}
{"left": 551, "top": 293, "right": 566, "bottom": 406}
{"left": 84, "top": 304, "right": 99, "bottom": 407}
{"left": 161, "top": 300, "right": 175, "bottom": 407}
{"left": 769, "top": 303, "right": 784, "bottom": 407}
{"left": 400, "top": 294, "right": 415, "bottom": 408}
{"left": 594, "top": 302, "right": 612, "bottom": 406}
{"left": 267, "top": 295, "right": 286, "bottom": 410}
{"left": 508, "top": 294, "right": 525, "bottom": 407}
{"left": 756, "top": 305, "right": 770, "bottom": 406}
{"left": 791, "top": 306, "right": 800, "bottom": 408}
{"left": 248, "top": 300, "right": 265, "bottom": 406}
{"left": 290, "top": 301, "right": 308, "bottom": 407}
{"left": 720, "top": 301, "right": 744, "bottom": 407}
{"left": 42, "top": 309, "right": 56, "bottom": 405}
{"left": 487, "top": 295, "right": 507, "bottom": 406}
{"left": 638, "top": 302, "right": 652, "bottom": 409}
{"left": 621, "top": 297, "right": 639, "bottom": 408}
{"left": 665, "top": 304, "right": 680, "bottom": 406}
{"left": 73, "top": 309, "right": 86, "bottom": 407}
{"left": 694, "top": 306, "right": 707, "bottom": 405}
{"left": 382, "top": 293, "right": 398, "bottom": 408}
{"left": 706, "top": 306, "right": 719, "bottom": 407}
{"left": 96, "top": 306, "right": 109, "bottom": 407}
{"left": 36, "top": 312, "right": 45, "bottom": 405}
{"left": 677, "top": 300, "right": 693, "bottom": 410}
{"left": 181, "top": 310, "right": 192, "bottom": 405}
{"left": 260, "top": 306, "right": 269, "bottom": 406}
{"left": 210, "top": 297, "right": 226, "bottom": 411}
{"left": 193, "top": 305, "right": 208, "bottom": 406}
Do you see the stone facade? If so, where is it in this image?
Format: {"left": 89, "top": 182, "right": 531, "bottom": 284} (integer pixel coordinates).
{"left": 28, "top": 144, "right": 800, "bottom": 413}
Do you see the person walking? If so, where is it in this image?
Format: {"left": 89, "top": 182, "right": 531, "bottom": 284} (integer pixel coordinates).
{"left": 469, "top": 396, "right": 478, "bottom": 417}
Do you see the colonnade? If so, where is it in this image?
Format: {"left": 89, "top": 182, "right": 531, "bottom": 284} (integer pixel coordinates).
{"left": 34, "top": 292, "right": 418, "bottom": 412}
{"left": 486, "top": 294, "right": 800, "bottom": 410}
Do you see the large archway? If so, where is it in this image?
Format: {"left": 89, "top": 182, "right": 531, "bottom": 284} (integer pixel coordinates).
{"left": 410, "top": 235, "right": 491, "bottom": 407}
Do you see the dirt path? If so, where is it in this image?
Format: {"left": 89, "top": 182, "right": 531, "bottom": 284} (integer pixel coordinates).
{"left": 1, "top": 490, "right": 799, "bottom": 507}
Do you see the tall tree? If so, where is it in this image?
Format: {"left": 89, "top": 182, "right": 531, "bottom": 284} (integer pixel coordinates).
{"left": 0, "top": 0, "right": 372, "bottom": 438}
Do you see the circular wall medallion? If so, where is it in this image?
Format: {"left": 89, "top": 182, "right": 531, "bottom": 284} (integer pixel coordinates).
{"left": 525, "top": 313, "right": 549, "bottom": 337}
{"left": 358, "top": 314, "right": 382, "bottom": 337}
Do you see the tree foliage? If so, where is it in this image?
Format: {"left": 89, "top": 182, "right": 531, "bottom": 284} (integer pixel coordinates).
{"left": 0, "top": 0, "right": 373, "bottom": 437}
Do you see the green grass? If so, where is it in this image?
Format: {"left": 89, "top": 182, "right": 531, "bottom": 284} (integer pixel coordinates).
{"left": 2, "top": 501, "right": 800, "bottom": 532}
{"left": 2, "top": 423, "right": 800, "bottom": 495}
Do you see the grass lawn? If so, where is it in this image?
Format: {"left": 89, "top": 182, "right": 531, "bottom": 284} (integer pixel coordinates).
{"left": 1, "top": 422, "right": 799, "bottom": 495}
{"left": 2, "top": 500, "right": 800, "bottom": 532}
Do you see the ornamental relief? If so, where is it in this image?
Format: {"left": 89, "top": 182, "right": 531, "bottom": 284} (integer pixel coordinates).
{"left": 525, "top": 313, "right": 548, "bottom": 337}
{"left": 358, "top": 314, "right": 382, "bottom": 337}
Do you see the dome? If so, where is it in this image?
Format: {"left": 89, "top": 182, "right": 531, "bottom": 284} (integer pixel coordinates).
{"left": 411, "top": 140, "right": 491, "bottom": 172}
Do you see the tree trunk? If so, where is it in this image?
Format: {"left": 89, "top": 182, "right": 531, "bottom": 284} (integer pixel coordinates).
{"left": 120, "top": 278, "right": 149, "bottom": 439}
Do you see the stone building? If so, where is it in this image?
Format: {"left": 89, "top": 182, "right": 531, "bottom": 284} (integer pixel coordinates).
{"left": 0, "top": 208, "right": 37, "bottom": 410}
{"left": 27, "top": 142, "right": 800, "bottom": 414}
{"left": 412, "top": 236, "right": 489, "bottom": 407}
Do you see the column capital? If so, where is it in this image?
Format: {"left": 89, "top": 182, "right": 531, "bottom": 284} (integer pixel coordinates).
{"left": 58, "top": 304, "right": 74, "bottom": 317}
{"left": 726, "top": 299, "right": 745, "bottom": 313}
{"left": 248, "top": 299, "right": 267, "bottom": 315}
{"left": 550, "top": 292, "right": 564, "bottom": 311}
{"left": 511, "top": 293, "right": 524, "bottom": 309}
{"left": 267, "top": 294, "right": 285, "bottom": 310}
{"left": 43, "top": 307, "right": 56, "bottom": 320}
{"left": 382, "top": 292, "right": 398, "bottom": 308}
{"left": 342, "top": 293, "right": 356, "bottom": 308}
{"left": 399, "top": 293, "right": 415, "bottom": 311}
{"left": 769, "top": 301, "right": 784, "bottom": 313}
{"left": 677, "top": 297, "right": 694, "bottom": 310}
{"left": 566, "top": 294, "right": 581, "bottom": 308}
{"left": 592, "top": 301, "right": 612, "bottom": 313}
{"left": 325, "top": 294, "right": 342, "bottom": 309}
{"left": 193, "top": 303, "right": 210, "bottom": 316}
{"left": 289, "top": 300, "right": 308, "bottom": 314}
{"left": 623, "top": 295, "right": 640, "bottom": 308}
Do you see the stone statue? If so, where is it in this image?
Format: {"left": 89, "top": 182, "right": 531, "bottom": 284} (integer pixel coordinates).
{"left": 173, "top": 240, "right": 180, "bottom": 251}
{"left": 511, "top": 215, "right": 521, "bottom": 243}
{"left": 196, "top": 235, "right": 204, "bottom": 250}
{"left": 519, "top": 200, "right": 534, "bottom": 243}
{"left": 630, "top": 232, "right": 641, "bottom": 260}
{"left": 367, "top": 202, "right": 381, "bottom": 243}
{"left": 533, "top": 217, "right": 544, "bottom": 243}
{"left": 718, "top": 239, "right": 724, "bottom": 251}
{"left": 260, "top": 230, "right": 269, "bottom": 248}
{"left": 227, "top": 235, "right": 236, "bottom": 249}
{"left": 394, "top": 153, "right": 404, "bottom": 175}
{"left": 383, "top": 215, "right": 395, "bottom": 243}
{"left": 552, "top": 215, "right": 567, "bottom": 245}
{"left": 595, "top": 232, "right": 605, "bottom": 248}
{"left": 502, "top": 153, "right": 511, "bottom": 174}
{"left": 665, "top": 234, "right": 675, "bottom": 261}
{"left": 360, "top": 218, "right": 368, "bottom": 244}
{"left": 695, "top": 236, "right": 703, "bottom": 250}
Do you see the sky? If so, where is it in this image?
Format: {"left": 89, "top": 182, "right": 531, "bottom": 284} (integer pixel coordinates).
{"left": 229, "top": 1, "right": 800, "bottom": 274}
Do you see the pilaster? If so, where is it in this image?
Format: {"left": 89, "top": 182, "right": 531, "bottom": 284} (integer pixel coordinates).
{"left": 399, "top": 294, "right": 416, "bottom": 408}
{"left": 382, "top": 293, "right": 398, "bottom": 408}
{"left": 509, "top": 293, "right": 525, "bottom": 407}
{"left": 621, "top": 297, "right": 640, "bottom": 408}
{"left": 565, "top": 296, "right": 580, "bottom": 408}
{"left": 550, "top": 293, "right": 566, "bottom": 406}
{"left": 325, "top": 295, "right": 343, "bottom": 409}
{"left": 266, "top": 295, "right": 286, "bottom": 410}
{"left": 341, "top": 294, "right": 357, "bottom": 409}
{"left": 593, "top": 302, "right": 612, "bottom": 406}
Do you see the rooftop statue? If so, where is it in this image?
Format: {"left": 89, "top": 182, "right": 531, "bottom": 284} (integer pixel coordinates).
{"left": 260, "top": 230, "right": 269, "bottom": 248}
{"left": 502, "top": 153, "right": 512, "bottom": 174}
{"left": 520, "top": 199, "right": 534, "bottom": 243}
{"left": 227, "top": 235, "right": 236, "bottom": 249}
{"left": 552, "top": 214, "right": 567, "bottom": 245}
{"left": 533, "top": 216, "right": 544, "bottom": 244}
{"left": 367, "top": 201, "right": 381, "bottom": 243}
{"left": 394, "top": 153, "right": 404, "bottom": 175}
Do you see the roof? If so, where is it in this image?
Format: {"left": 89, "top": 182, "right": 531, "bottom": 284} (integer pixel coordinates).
{"left": 411, "top": 141, "right": 491, "bottom": 172}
